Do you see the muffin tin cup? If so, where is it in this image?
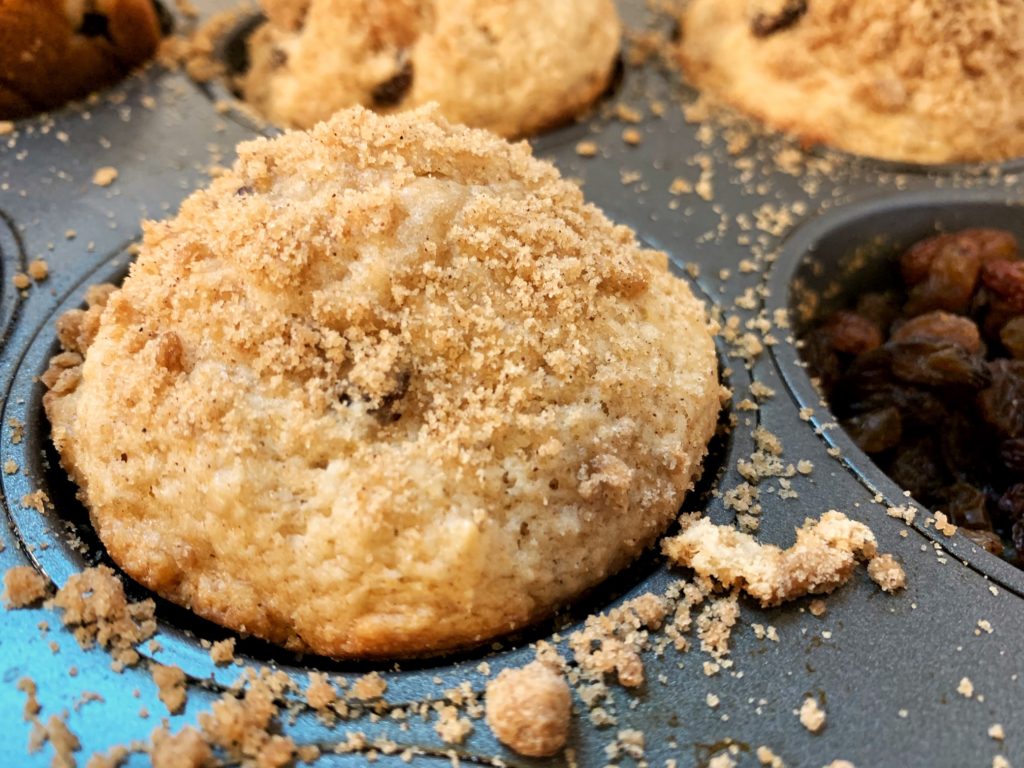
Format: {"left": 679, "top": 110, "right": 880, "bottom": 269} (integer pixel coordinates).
{"left": 766, "top": 188, "right": 1024, "bottom": 597}
{"left": 2, "top": 1, "right": 1024, "bottom": 765}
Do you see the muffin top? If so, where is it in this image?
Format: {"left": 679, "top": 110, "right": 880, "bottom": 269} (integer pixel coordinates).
{"left": 242, "top": 0, "right": 621, "bottom": 136}
{"left": 44, "top": 106, "right": 720, "bottom": 658}
{"left": 679, "top": 0, "right": 1024, "bottom": 164}
{"left": 0, "top": 0, "right": 161, "bottom": 118}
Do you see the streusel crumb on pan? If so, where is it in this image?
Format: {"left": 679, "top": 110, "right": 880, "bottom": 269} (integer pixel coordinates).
{"left": 43, "top": 105, "right": 719, "bottom": 658}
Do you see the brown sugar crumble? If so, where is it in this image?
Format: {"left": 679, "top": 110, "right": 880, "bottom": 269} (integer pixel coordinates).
{"left": 867, "top": 554, "right": 907, "bottom": 593}
{"left": 209, "top": 637, "right": 236, "bottom": 665}
{"left": 3, "top": 566, "right": 51, "bottom": 608}
{"left": 485, "top": 661, "right": 571, "bottom": 757}
{"left": 47, "top": 565, "right": 156, "bottom": 671}
{"left": 349, "top": 672, "right": 387, "bottom": 702}
{"left": 664, "top": 511, "right": 891, "bottom": 606}
{"left": 27, "top": 259, "right": 49, "bottom": 281}
{"left": 91, "top": 167, "right": 119, "bottom": 187}
{"left": 799, "top": 696, "right": 826, "bottom": 733}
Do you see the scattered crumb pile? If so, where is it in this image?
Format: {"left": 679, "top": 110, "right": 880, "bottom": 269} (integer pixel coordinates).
{"left": 2, "top": 566, "right": 51, "bottom": 608}
{"left": 48, "top": 565, "right": 157, "bottom": 671}
{"left": 664, "top": 510, "right": 904, "bottom": 606}
{"left": 485, "top": 661, "right": 572, "bottom": 757}
{"left": 18, "top": 678, "right": 80, "bottom": 768}
{"left": 678, "top": 0, "right": 1024, "bottom": 163}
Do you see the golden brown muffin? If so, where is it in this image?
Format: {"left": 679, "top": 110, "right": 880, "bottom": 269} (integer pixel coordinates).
{"left": 43, "top": 105, "right": 720, "bottom": 659}
{"left": 242, "top": 0, "right": 621, "bottom": 137}
{"left": 679, "top": 0, "right": 1024, "bottom": 164}
{"left": 0, "top": 0, "right": 161, "bottom": 118}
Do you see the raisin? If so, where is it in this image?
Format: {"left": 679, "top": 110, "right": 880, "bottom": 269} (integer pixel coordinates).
{"left": 940, "top": 413, "right": 989, "bottom": 484}
{"left": 843, "top": 407, "right": 902, "bottom": 454}
{"left": 997, "top": 484, "right": 1024, "bottom": 523}
{"left": 1001, "top": 438, "right": 1024, "bottom": 474}
{"left": 886, "top": 439, "right": 945, "bottom": 502}
{"left": 901, "top": 229, "right": 1017, "bottom": 286}
{"left": 888, "top": 340, "right": 989, "bottom": 390}
{"left": 372, "top": 60, "right": 414, "bottom": 107}
{"left": 802, "top": 328, "right": 842, "bottom": 391}
{"left": 824, "top": 310, "right": 883, "bottom": 355}
{"left": 999, "top": 316, "right": 1024, "bottom": 359}
{"left": 961, "top": 528, "right": 1004, "bottom": 556}
{"left": 942, "top": 483, "right": 991, "bottom": 530}
{"left": 854, "top": 291, "right": 901, "bottom": 336}
{"left": 78, "top": 12, "right": 113, "bottom": 41}
{"left": 891, "top": 311, "right": 981, "bottom": 355}
{"left": 978, "top": 360, "right": 1024, "bottom": 438}
{"left": 750, "top": 0, "right": 807, "bottom": 36}
{"left": 981, "top": 259, "right": 1024, "bottom": 312}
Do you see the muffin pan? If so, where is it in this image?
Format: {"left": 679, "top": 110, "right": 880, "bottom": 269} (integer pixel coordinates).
{"left": 1, "top": 0, "right": 1023, "bottom": 765}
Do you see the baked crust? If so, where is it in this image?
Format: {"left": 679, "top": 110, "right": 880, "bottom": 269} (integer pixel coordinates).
{"left": 44, "top": 106, "right": 720, "bottom": 658}
{"left": 0, "top": 0, "right": 161, "bottom": 118}
{"left": 679, "top": 0, "right": 1024, "bottom": 165}
{"left": 242, "top": 0, "right": 621, "bottom": 137}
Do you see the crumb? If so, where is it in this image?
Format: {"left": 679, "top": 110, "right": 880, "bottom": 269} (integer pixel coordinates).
{"left": 12, "top": 272, "right": 30, "bottom": 290}
{"left": 569, "top": 593, "right": 669, "bottom": 687}
{"left": 576, "top": 140, "right": 599, "bottom": 157}
{"left": 27, "top": 260, "right": 49, "bottom": 281}
{"left": 823, "top": 762, "right": 855, "bottom": 768}
{"left": 756, "top": 745, "right": 784, "bottom": 767}
{"left": 887, "top": 505, "right": 916, "bottom": 525}
{"left": 209, "top": 637, "right": 236, "bottom": 665}
{"left": 92, "top": 167, "right": 119, "bottom": 187}
{"left": 3, "top": 459, "right": 18, "bottom": 474}
{"left": 0, "top": 120, "right": 14, "bottom": 135}
{"left": 958, "top": 677, "right": 974, "bottom": 698}
{"left": 199, "top": 672, "right": 296, "bottom": 766}
{"left": 49, "top": 565, "right": 156, "bottom": 669}
{"left": 150, "top": 726, "right": 213, "bottom": 767}
{"left": 2, "top": 566, "right": 50, "bottom": 608}
{"left": 485, "top": 661, "right": 571, "bottom": 757}
{"left": 978, "top": 619, "right": 994, "bottom": 634}
{"left": 18, "top": 677, "right": 40, "bottom": 720}
{"left": 435, "top": 705, "right": 473, "bottom": 744}
{"left": 867, "top": 554, "right": 906, "bottom": 593}
{"left": 305, "top": 672, "right": 337, "bottom": 711}
{"left": 350, "top": 672, "right": 387, "bottom": 701}
{"left": 989, "top": 724, "right": 1005, "bottom": 740}
{"left": 708, "top": 754, "right": 736, "bottom": 768}
{"left": 664, "top": 511, "right": 877, "bottom": 606}
{"left": 993, "top": 758, "right": 1010, "bottom": 768}
{"left": 933, "top": 512, "right": 957, "bottom": 537}
{"left": 809, "top": 599, "right": 827, "bottom": 617}
{"left": 799, "top": 697, "right": 826, "bottom": 733}
{"left": 622, "top": 128, "right": 642, "bottom": 145}
{"left": 20, "top": 489, "right": 49, "bottom": 514}
{"left": 152, "top": 664, "right": 187, "bottom": 714}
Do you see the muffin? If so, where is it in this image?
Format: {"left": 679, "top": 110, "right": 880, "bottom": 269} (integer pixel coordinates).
{"left": 242, "top": 0, "right": 622, "bottom": 137}
{"left": 42, "top": 105, "right": 720, "bottom": 659}
{"left": 0, "top": 0, "right": 162, "bottom": 118}
{"left": 678, "top": 0, "right": 1024, "bottom": 164}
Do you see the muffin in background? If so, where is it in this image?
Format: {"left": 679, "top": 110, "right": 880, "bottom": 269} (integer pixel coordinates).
{"left": 0, "top": 0, "right": 162, "bottom": 119}
{"left": 679, "top": 0, "right": 1024, "bottom": 165}
{"left": 242, "top": 0, "right": 621, "bottom": 137}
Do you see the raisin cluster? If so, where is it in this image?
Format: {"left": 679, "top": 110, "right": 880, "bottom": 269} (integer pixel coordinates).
{"left": 804, "top": 228, "right": 1024, "bottom": 562}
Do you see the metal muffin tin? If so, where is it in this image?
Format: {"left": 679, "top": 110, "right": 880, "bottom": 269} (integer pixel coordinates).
{"left": 2, "top": 1, "right": 1023, "bottom": 765}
